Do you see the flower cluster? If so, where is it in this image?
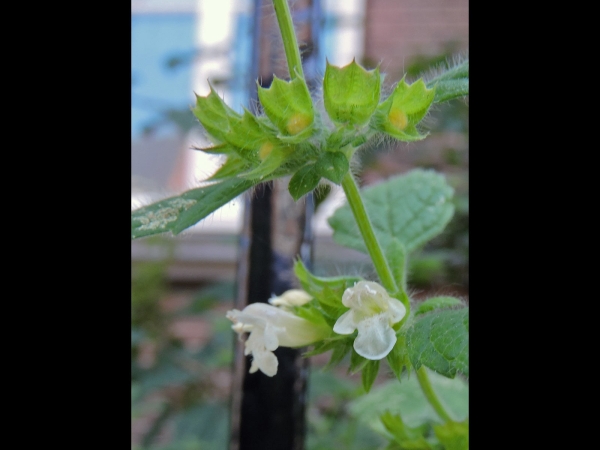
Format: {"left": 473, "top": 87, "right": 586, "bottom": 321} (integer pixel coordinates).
{"left": 226, "top": 291, "right": 328, "bottom": 376}
{"left": 227, "top": 282, "right": 406, "bottom": 376}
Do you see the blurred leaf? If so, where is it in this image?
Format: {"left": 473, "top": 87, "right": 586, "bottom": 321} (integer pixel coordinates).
{"left": 172, "top": 402, "right": 229, "bottom": 446}
{"left": 380, "top": 411, "right": 433, "bottom": 449}
{"left": 408, "top": 254, "right": 447, "bottom": 287}
{"left": 349, "top": 370, "right": 468, "bottom": 433}
{"left": 195, "top": 315, "right": 235, "bottom": 367}
{"left": 307, "top": 372, "right": 386, "bottom": 449}
{"left": 138, "top": 358, "right": 195, "bottom": 393}
{"left": 308, "top": 370, "right": 357, "bottom": 402}
{"left": 131, "top": 178, "right": 255, "bottom": 239}
{"left": 433, "top": 420, "right": 468, "bottom": 450}
{"left": 182, "top": 282, "right": 235, "bottom": 314}
{"left": 329, "top": 169, "right": 455, "bottom": 255}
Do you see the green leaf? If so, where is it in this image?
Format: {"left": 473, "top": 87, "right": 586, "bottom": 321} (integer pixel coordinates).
{"left": 257, "top": 76, "right": 314, "bottom": 139}
{"left": 362, "top": 359, "right": 380, "bottom": 393}
{"left": 323, "top": 59, "right": 381, "bottom": 126}
{"left": 349, "top": 370, "right": 468, "bottom": 434}
{"left": 426, "top": 59, "right": 469, "bottom": 104}
{"left": 288, "top": 163, "right": 321, "bottom": 200}
{"left": 386, "top": 334, "right": 411, "bottom": 381}
{"left": 406, "top": 308, "right": 468, "bottom": 378}
{"left": 415, "top": 297, "right": 464, "bottom": 316}
{"left": 304, "top": 337, "right": 353, "bottom": 371}
{"left": 225, "top": 109, "right": 276, "bottom": 150}
{"left": 326, "top": 125, "right": 359, "bottom": 149}
{"left": 192, "top": 85, "right": 241, "bottom": 143}
{"left": 385, "top": 238, "right": 408, "bottom": 292}
{"left": 191, "top": 142, "right": 236, "bottom": 155}
{"left": 433, "top": 420, "right": 468, "bottom": 450}
{"left": 294, "top": 258, "right": 359, "bottom": 293}
{"left": 293, "top": 301, "right": 330, "bottom": 327}
{"left": 208, "top": 154, "right": 251, "bottom": 181}
{"left": 131, "top": 178, "right": 255, "bottom": 239}
{"left": 326, "top": 338, "right": 354, "bottom": 369}
{"left": 328, "top": 169, "right": 455, "bottom": 255}
{"left": 315, "top": 151, "right": 349, "bottom": 184}
{"left": 240, "top": 146, "right": 291, "bottom": 181}
{"left": 293, "top": 259, "right": 361, "bottom": 313}
{"left": 380, "top": 411, "right": 433, "bottom": 449}
{"left": 303, "top": 336, "right": 347, "bottom": 357}
{"left": 370, "top": 78, "right": 435, "bottom": 141}
{"left": 349, "top": 348, "right": 369, "bottom": 374}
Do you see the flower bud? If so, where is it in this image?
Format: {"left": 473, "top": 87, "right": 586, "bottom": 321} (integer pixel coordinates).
{"left": 268, "top": 289, "right": 312, "bottom": 308}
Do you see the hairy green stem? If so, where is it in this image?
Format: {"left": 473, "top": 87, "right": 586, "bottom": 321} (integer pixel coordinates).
{"left": 415, "top": 367, "right": 454, "bottom": 423}
{"left": 341, "top": 172, "right": 399, "bottom": 296}
{"left": 272, "top": 0, "right": 305, "bottom": 80}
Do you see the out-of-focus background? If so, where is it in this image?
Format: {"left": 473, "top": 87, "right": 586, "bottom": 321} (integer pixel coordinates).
{"left": 131, "top": 0, "right": 468, "bottom": 448}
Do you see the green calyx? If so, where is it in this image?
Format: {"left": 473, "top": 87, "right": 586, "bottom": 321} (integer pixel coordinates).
{"left": 371, "top": 77, "right": 435, "bottom": 142}
{"left": 225, "top": 110, "right": 276, "bottom": 150}
{"left": 257, "top": 75, "right": 315, "bottom": 141}
{"left": 192, "top": 85, "right": 241, "bottom": 142}
{"left": 323, "top": 59, "right": 381, "bottom": 126}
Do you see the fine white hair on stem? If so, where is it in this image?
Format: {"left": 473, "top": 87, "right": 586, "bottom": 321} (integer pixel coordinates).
{"left": 419, "top": 51, "right": 469, "bottom": 86}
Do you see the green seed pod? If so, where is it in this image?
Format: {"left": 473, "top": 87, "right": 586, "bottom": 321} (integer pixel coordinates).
{"left": 370, "top": 77, "right": 435, "bottom": 142}
{"left": 257, "top": 75, "right": 315, "bottom": 141}
{"left": 323, "top": 59, "right": 381, "bottom": 126}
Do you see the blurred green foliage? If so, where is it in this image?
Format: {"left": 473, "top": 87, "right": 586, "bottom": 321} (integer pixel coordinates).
{"left": 131, "top": 251, "right": 235, "bottom": 448}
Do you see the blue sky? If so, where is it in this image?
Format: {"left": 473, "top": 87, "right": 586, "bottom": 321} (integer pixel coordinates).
{"left": 131, "top": 14, "right": 195, "bottom": 139}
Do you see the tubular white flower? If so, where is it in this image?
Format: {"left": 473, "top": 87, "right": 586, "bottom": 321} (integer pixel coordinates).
{"left": 268, "top": 289, "right": 313, "bottom": 308}
{"left": 333, "top": 281, "right": 406, "bottom": 360}
{"left": 226, "top": 303, "right": 329, "bottom": 377}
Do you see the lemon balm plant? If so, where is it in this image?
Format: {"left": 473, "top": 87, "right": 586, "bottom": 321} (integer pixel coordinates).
{"left": 131, "top": 0, "right": 468, "bottom": 448}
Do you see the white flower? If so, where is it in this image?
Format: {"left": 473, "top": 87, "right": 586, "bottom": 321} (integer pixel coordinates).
{"left": 268, "top": 289, "right": 312, "bottom": 308}
{"left": 333, "top": 281, "right": 406, "bottom": 360}
{"left": 226, "top": 303, "right": 329, "bottom": 377}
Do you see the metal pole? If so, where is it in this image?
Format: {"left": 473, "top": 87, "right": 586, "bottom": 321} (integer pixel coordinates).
{"left": 229, "top": 1, "right": 320, "bottom": 449}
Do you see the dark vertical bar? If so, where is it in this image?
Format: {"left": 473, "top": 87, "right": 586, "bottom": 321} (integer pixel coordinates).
{"left": 229, "top": 1, "right": 318, "bottom": 449}
{"left": 238, "top": 180, "right": 312, "bottom": 450}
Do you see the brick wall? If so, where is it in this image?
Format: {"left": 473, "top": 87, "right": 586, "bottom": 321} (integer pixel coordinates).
{"left": 364, "top": 0, "right": 468, "bottom": 76}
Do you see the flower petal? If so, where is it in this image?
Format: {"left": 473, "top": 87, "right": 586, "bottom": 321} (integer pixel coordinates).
{"left": 252, "top": 349, "right": 279, "bottom": 377}
{"left": 387, "top": 298, "right": 407, "bottom": 324}
{"left": 333, "top": 310, "right": 357, "bottom": 334}
{"left": 263, "top": 322, "right": 280, "bottom": 351}
{"left": 353, "top": 313, "right": 397, "bottom": 360}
